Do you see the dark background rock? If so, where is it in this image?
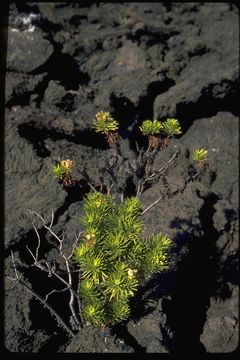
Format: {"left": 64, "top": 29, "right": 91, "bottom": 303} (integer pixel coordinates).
{"left": 4, "top": 2, "right": 239, "bottom": 353}
{"left": 7, "top": 28, "right": 54, "bottom": 73}
{"left": 200, "top": 284, "right": 238, "bottom": 353}
{"left": 63, "top": 325, "right": 134, "bottom": 353}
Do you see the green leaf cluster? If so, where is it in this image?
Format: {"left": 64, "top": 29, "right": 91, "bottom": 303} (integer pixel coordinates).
{"left": 52, "top": 164, "right": 67, "bottom": 179}
{"left": 143, "top": 233, "right": 172, "bottom": 273}
{"left": 139, "top": 118, "right": 182, "bottom": 137}
{"left": 192, "top": 148, "right": 208, "bottom": 162}
{"left": 74, "top": 192, "right": 172, "bottom": 326}
{"left": 139, "top": 119, "right": 163, "bottom": 136}
{"left": 92, "top": 111, "right": 119, "bottom": 134}
{"left": 161, "top": 118, "right": 182, "bottom": 137}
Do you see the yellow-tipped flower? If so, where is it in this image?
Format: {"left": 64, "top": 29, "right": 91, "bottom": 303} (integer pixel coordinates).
{"left": 60, "top": 159, "right": 74, "bottom": 172}
{"left": 92, "top": 111, "right": 119, "bottom": 134}
{"left": 52, "top": 159, "right": 74, "bottom": 179}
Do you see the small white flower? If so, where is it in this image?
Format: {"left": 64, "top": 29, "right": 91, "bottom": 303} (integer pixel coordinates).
{"left": 127, "top": 269, "right": 137, "bottom": 277}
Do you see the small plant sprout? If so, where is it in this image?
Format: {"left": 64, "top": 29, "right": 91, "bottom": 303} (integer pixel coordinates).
{"left": 74, "top": 191, "right": 172, "bottom": 326}
{"left": 52, "top": 159, "right": 74, "bottom": 187}
{"left": 139, "top": 119, "right": 163, "bottom": 149}
{"left": 192, "top": 148, "right": 208, "bottom": 162}
{"left": 192, "top": 148, "right": 208, "bottom": 172}
{"left": 92, "top": 111, "right": 119, "bottom": 146}
{"left": 161, "top": 118, "right": 182, "bottom": 147}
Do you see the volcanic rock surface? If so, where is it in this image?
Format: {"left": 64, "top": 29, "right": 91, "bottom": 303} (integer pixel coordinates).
{"left": 4, "top": 2, "right": 239, "bottom": 353}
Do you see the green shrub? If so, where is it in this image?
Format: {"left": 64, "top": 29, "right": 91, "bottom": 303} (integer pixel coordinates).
{"left": 74, "top": 192, "right": 172, "bottom": 326}
{"left": 12, "top": 110, "right": 209, "bottom": 335}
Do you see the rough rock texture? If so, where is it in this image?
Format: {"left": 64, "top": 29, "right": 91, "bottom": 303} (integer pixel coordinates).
{"left": 127, "top": 298, "right": 171, "bottom": 353}
{"left": 153, "top": 3, "right": 239, "bottom": 119}
{"left": 200, "top": 284, "right": 238, "bottom": 353}
{"left": 64, "top": 325, "right": 134, "bottom": 353}
{"left": 7, "top": 28, "right": 54, "bottom": 73}
{"left": 4, "top": 2, "right": 239, "bottom": 353}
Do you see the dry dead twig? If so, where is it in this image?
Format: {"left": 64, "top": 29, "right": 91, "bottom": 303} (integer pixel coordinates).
{"left": 27, "top": 209, "right": 83, "bottom": 329}
{"left": 6, "top": 251, "right": 75, "bottom": 337}
{"left": 136, "top": 148, "right": 180, "bottom": 197}
{"left": 7, "top": 209, "right": 84, "bottom": 335}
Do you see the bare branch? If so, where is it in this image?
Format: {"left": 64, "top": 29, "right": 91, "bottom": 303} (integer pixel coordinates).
{"left": 136, "top": 149, "right": 180, "bottom": 198}
{"left": 49, "top": 208, "right": 54, "bottom": 228}
{"left": 27, "top": 210, "right": 83, "bottom": 329}
{"left": 7, "top": 253, "right": 76, "bottom": 337}
{"left": 74, "top": 230, "right": 83, "bottom": 243}
{"left": 69, "top": 231, "right": 83, "bottom": 259}
{"left": 32, "top": 223, "right": 41, "bottom": 260}
{"left": 141, "top": 149, "right": 202, "bottom": 216}
{"left": 156, "top": 150, "right": 179, "bottom": 176}
{"left": 44, "top": 287, "right": 69, "bottom": 302}
{"left": 26, "top": 247, "right": 80, "bottom": 302}
{"left": 29, "top": 210, "right": 62, "bottom": 246}
{"left": 107, "top": 183, "right": 114, "bottom": 195}
{"left": 5, "top": 279, "right": 20, "bottom": 292}
{"left": 19, "top": 279, "right": 75, "bottom": 337}
{"left": 61, "top": 251, "right": 81, "bottom": 328}
{"left": 11, "top": 250, "right": 19, "bottom": 280}
{"left": 141, "top": 195, "right": 163, "bottom": 216}
{"left": 87, "top": 182, "right": 97, "bottom": 192}
{"left": 26, "top": 245, "right": 46, "bottom": 272}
